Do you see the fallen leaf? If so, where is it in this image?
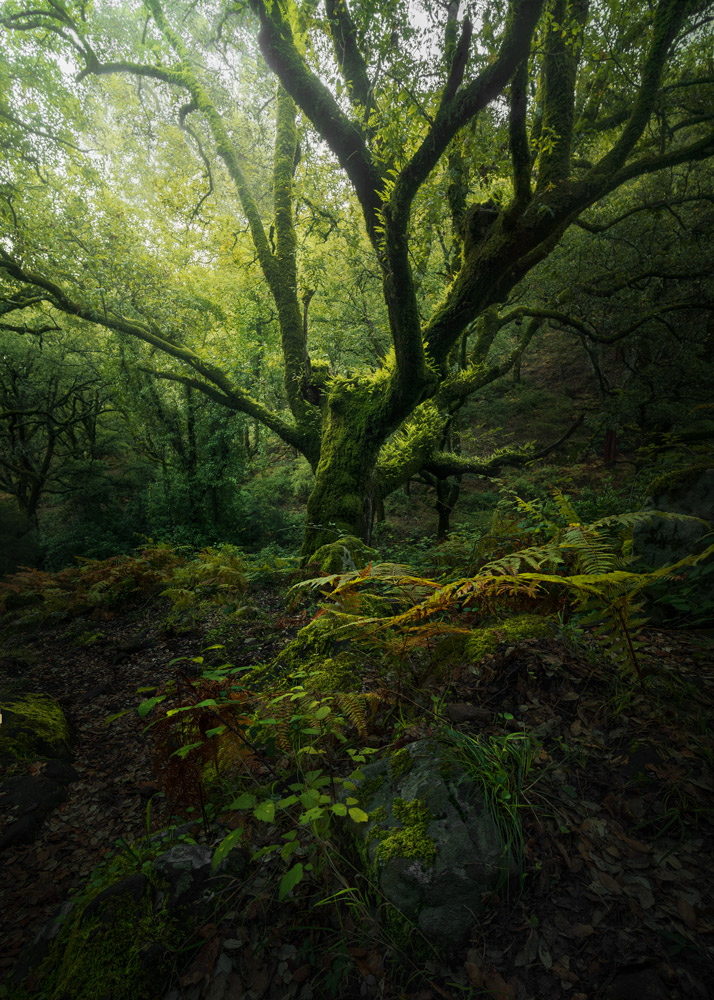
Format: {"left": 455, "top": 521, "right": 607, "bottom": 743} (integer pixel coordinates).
{"left": 552, "top": 963, "right": 578, "bottom": 984}
{"left": 179, "top": 935, "right": 219, "bottom": 986}
{"left": 598, "top": 870, "right": 622, "bottom": 894}
{"left": 571, "top": 923, "right": 594, "bottom": 939}
{"left": 464, "top": 961, "right": 483, "bottom": 987}
{"left": 483, "top": 967, "right": 515, "bottom": 999}
{"left": 291, "top": 964, "right": 311, "bottom": 984}
{"left": 677, "top": 898, "right": 698, "bottom": 930}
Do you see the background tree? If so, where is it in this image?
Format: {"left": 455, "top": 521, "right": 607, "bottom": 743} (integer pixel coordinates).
{"left": 1, "top": 0, "right": 713, "bottom": 559}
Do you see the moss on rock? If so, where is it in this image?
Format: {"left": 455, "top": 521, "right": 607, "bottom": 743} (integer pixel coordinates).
{"left": 0, "top": 691, "right": 72, "bottom": 764}
{"left": 27, "top": 873, "right": 185, "bottom": 1000}
{"left": 644, "top": 462, "right": 713, "bottom": 503}
{"left": 309, "top": 535, "right": 378, "bottom": 575}
{"left": 375, "top": 798, "right": 436, "bottom": 866}
{"left": 465, "top": 614, "right": 553, "bottom": 663}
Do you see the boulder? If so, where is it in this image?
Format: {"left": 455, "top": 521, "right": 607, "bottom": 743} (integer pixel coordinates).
{"left": 308, "top": 535, "right": 378, "bottom": 575}
{"left": 11, "top": 838, "right": 247, "bottom": 996}
{"left": 632, "top": 466, "right": 714, "bottom": 624}
{"left": 152, "top": 844, "right": 216, "bottom": 907}
{"left": 633, "top": 467, "right": 713, "bottom": 568}
{"left": 348, "top": 739, "right": 508, "bottom": 950}
{"left": 0, "top": 761, "right": 79, "bottom": 849}
{"left": 0, "top": 690, "right": 73, "bottom": 765}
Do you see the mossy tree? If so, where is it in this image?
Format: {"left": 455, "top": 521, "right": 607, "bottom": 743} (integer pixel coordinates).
{"left": 1, "top": 0, "right": 713, "bottom": 557}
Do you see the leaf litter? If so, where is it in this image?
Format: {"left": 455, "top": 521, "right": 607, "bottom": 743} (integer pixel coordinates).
{"left": 0, "top": 594, "right": 712, "bottom": 999}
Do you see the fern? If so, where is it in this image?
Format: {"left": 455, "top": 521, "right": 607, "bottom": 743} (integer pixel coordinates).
{"left": 299, "top": 506, "right": 714, "bottom": 692}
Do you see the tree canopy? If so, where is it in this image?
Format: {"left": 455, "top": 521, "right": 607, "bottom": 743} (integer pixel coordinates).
{"left": 1, "top": 0, "right": 713, "bottom": 557}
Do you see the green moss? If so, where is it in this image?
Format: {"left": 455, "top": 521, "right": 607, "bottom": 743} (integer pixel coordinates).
{"left": 22, "top": 867, "right": 187, "bottom": 1000}
{"left": 358, "top": 773, "right": 385, "bottom": 802}
{"left": 307, "top": 655, "right": 361, "bottom": 693}
{"left": 365, "top": 805, "right": 389, "bottom": 843}
{"left": 375, "top": 797, "right": 436, "bottom": 866}
{"left": 645, "top": 462, "right": 712, "bottom": 501}
{"left": 465, "top": 614, "right": 553, "bottom": 662}
{"left": 309, "top": 535, "right": 378, "bottom": 575}
{"left": 249, "top": 615, "right": 367, "bottom": 692}
{"left": 388, "top": 747, "right": 414, "bottom": 782}
{"left": 0, "top": 692, "right": 71, "bottom": 763}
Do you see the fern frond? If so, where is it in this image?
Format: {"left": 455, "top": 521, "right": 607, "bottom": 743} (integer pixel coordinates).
{"left": 550, "top": 487, "right": 581, "bottom": 526}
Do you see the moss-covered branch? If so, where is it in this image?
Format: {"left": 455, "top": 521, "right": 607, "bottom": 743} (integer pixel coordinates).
{"left": 535, "top": 0, "right": 588, "bottom": 192}
{"left": 272, "top": 85, "right": 315, "bottom": 426}
{"left": 508, "top": 58, "right": 532, "bottom": 211}
{"left": 142, "top": 0, "right": 279, "bottom": 295}
{"left": 586, "top": 0, "right": 694, "bottom": 181}
{"left": 0, "top": 251, "right": 308, "bottom": 454}
{"left": 389, "top": 0, "right": 545, "bottom": 232}
{"left": 325, "top": 0, "right": 371, "bottom": 113}
{"left": 252, "top": 0, "right": 385, "bottom": 242}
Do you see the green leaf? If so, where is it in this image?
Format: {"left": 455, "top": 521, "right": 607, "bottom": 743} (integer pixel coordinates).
{"left": 348, "top": 807, "right": 369, "bottom": 823}
{"left": 104, "top": 709, "right": 130, "bottom": 725}
{"left": 171, "top": 741, "right": 203, "bottom": 759}
{"left": 278, "top": 862, "right": 303, "bottom": 900}
{"left": 314, "top": 705, "right": 331, "bottom": 720}
{"left": 137, "top": 695, "right": 164, "bottom": 718}
{"left": 281, "top": 838, "right": 299, "bottom": 861}
{"left": 299, "top": 806, "right": 325, "bottom": 825}
{"left": 253, "top": 800, "right": 275, "bottom": 822}
{"left": 229, "top": 792, "right": 256, "bottom": 810}
{"left": 212, "top": 828, "right": 243, "bottom": 871}
{"left": 331, "top": 802, "right": 347, "bottom": 816}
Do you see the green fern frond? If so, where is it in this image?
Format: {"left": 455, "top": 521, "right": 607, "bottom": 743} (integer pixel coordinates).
{"left": 550, "top": 487, "right": 581, "bottom": 526}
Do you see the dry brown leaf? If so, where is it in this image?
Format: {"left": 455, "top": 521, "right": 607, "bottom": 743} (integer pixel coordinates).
{"left": 464, "top": 961, "right": 484, "bottom": 987}
{"left": 179, "top": 935, "right": 220, "bottom": 987}
{"left": 598, "top": 870, "right": 622, "bottom": 894}
{"left": 291, "top": 964, "right": 311, "bottom": 983}
{"left": 677, "top": 898, "right": 698, "bottom": 930}
{"left": 483, "top": 967, "right": 515, "bottom": 999}
{"left": 571, "top": 923, "right": 594, "bottom": 938}
{"left": 552, "top": 963, "right": 579, "bottom": 984}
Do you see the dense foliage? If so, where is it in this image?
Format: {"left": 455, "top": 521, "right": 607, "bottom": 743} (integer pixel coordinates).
{"left": 0, "top": 0, "right": 712, "bottom": 566}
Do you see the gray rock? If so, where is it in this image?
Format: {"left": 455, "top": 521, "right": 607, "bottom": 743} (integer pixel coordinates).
{"left": 0, "top": 773, "right": 68, "bottom": 849}
{"left": 348, "top": 739, "right": 507, "bottom": 949}
{"left": 43, "top": 759, "right": 79, "bottom": 785}
{"left": 82, "top": 872, "right": 147, "bottom": 923}
{"left": 0, "top": 812, "right": 38, "bottom": 849}
{"left": 633, "top": 467, "right": 714, "bottom": 568}
{"left": 11, "top": 901, "right": 74, "bottom": 984}
{"left": 152, "top": 844, "right": 215, "bottom": 906}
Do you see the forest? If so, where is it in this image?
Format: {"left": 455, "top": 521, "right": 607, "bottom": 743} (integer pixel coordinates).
{"left": 0, "top": 0, "right": 713, "bottom": 998}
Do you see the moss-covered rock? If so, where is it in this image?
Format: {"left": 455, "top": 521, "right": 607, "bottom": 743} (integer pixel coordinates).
{"left": 13, "top": 871, "right": 184, "bottom": 1000}
{"left": 0, "top": 690, "right": 73, "bottom": 765}
{"left": 464, "top": 614, "right": 554, "bottom": 664}
{"left": 308, "top": 535, "right": 378, "bottom": 575}
{"left": 248, "top": 613, "right": 368, "bottom": 692}
{"left": 643, "top": 463, "right": 713, "bottom": 507}
{"left": 347, "top": 739, "right": 506, "bottom": 950}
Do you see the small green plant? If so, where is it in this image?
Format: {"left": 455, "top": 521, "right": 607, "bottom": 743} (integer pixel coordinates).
{"left": 137, "top": 654, "right": 378, "bottom": 904}
{"left": 440, "top": 727, "right": 536, "bottom": 890}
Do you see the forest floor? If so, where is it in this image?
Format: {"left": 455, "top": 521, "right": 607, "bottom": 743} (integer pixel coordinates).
{"left": 1, "top": 583, "right": 713, "bottom": 1000}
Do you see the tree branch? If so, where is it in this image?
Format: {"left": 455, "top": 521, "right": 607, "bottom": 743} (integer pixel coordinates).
{"left": 325, "top": 0, "right": 371, "bottom": 112}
